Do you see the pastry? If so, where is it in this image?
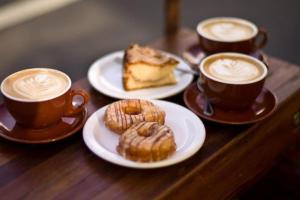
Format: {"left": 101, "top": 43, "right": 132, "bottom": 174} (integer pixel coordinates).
{"left": 117, "top": 122, "right": 176, "bottom": 162}
{"left": 104, "top": 99, "right": 165, "bottom": 134}
{"left": 123, "top": 44, "right": 178, "bottom": 91}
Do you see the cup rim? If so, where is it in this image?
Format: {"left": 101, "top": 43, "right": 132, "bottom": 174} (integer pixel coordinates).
{"left": 196, "top": 17, "right": 258, "bottom": 42}
{"left": 0, "top": 68, "right": 72, "bottom": 103}
{"left": 199, "top": 52, "right": 268, "bottom": 85}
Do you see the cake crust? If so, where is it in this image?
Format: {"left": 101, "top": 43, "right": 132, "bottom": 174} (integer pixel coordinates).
{"left": 123, "top": 44, "right": 178, "bottom": 66}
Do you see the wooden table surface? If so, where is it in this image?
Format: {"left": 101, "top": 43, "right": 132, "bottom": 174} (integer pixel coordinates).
{"left": 0, "top": 28, "right": 300, "bottom": 200}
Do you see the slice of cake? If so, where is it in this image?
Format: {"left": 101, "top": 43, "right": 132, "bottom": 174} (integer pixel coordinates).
{"left": 123, "top": 44, "right": 178, "bottom": 91}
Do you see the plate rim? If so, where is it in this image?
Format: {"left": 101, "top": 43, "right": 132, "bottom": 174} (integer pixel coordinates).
{"left": 87, "top": 50, "right": 194, "bottom": 99}
{"left": 83, "top": 100, "right": 206, "bottom": 169}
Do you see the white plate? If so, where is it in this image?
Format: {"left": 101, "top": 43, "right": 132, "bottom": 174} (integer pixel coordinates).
{"left": 83, "top": 100, "right": 206, "bottom": 169}
{"left": 88, "top": 51, "right": 193, "bottom": 99}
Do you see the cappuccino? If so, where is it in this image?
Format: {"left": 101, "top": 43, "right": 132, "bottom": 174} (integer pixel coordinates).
{"left": 1, "top": 68, "right": 70, "bottom": 101}
{"left": 201, "top": 53, "right": 267, "bottom": 84}
{"left": 197, "top": 17, "right": 257, "bottom": 42}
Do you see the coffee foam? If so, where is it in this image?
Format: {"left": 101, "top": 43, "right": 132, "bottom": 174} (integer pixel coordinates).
{"left": 1, "top": 68, "right": 70, "bottom": 101}
{"left": 197, "top": 17, "right": 257, "bottom": 42}
{"left": 201, "top": 53, "right": 267, "bottom": 84}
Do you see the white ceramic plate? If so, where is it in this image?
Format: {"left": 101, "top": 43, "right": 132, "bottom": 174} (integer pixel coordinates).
{"left": 88, "top": 51, "right": 193, "bottom": 99}
{"left": 83, "top": 100, "right": 206, "bottom": 169}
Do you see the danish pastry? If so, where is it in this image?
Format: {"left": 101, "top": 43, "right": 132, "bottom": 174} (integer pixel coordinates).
{"left": 104, "top": 99, "right": 165, "bottom": 134}
{"left": 117, "top": 122, "right": 176, "bottom": 162}
{"left": 123, "top": 44, "right": 178, "bottom": 91}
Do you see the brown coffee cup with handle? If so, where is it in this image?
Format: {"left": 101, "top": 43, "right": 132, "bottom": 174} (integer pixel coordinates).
{"left": 0, "top": 68, "right": 89, "bottom": 129}
{"left": 198, "top": 53, "right": 268, "bottom": 110}
{"left": 197, "top": 17, "right": 268, "bottom": 54}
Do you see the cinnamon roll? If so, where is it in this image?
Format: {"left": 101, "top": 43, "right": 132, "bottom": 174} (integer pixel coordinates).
{"left": 104, "top": 99, "right": 165, "bottom": 134}
{"left": 117, "top": 122, "right": 176, "bottom": 162}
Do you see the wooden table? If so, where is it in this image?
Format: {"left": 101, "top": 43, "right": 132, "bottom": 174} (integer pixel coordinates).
{"left": 0, "top": 27, "right": 300, "bottom": 199}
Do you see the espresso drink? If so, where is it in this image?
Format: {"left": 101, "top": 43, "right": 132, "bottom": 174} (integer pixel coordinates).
{"left": 202, "top": 54, "right": 267, "bottom": 84}
{"left": 198, "top": 17, "right": 257, "bottom": 42}
{"left": 1, "top": 68, "right": 70, "bottom": 101}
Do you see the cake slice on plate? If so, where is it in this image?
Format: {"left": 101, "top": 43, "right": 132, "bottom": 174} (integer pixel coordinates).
{"left": 123, "top": 44, "right": 178, "bottom": 91}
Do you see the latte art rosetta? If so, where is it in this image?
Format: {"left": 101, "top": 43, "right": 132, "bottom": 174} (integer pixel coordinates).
{"left": 2, "top": 69, "right": 70, "bottom": 101}
{"left": 207, "top": 58, "right": 260, "bottom": 83}
{"left": 199, "top": 18, "right": 256, "bottom": 42}
{"left": 208, "top": 22, "right": 252, "bottom": 41}
{"left": 12, "top": 73, "right": 67, "bottom": 100}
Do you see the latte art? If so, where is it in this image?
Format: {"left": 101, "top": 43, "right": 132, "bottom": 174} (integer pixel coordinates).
{"left": 201, "top": 53, "right": 267, "bottom": 84}
{"left": 1, "top": 69, "right": 70, "bottom": 101}
{"left": 207, "top": 58, "right": 260, "bottom": 83}
{"left": 205, "top": 22, "right": 253, "bottom": 41}
{"left": 12, "top": 73, "right": 66, "bottom": 100}
{"left": 198, "top": 18, "right": 256, "bottom": 42}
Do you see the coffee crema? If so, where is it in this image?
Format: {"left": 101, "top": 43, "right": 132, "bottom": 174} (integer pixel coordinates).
{"left": 198, "top": 17, "right": 256, "bottom": 42}
{"left": 1, "top": 68, "right": 70, "bottom": 101}
{"left": 202, "top": 54, "right": 266, "bottom": 84}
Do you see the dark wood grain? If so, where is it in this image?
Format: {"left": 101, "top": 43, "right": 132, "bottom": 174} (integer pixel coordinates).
{"left": 157, "top": 86, "right": 300, "bottom": 200}
{"left": 0, "top": 28, "right": 300, "bottom": 200}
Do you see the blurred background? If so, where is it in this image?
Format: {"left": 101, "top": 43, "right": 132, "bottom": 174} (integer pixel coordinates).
{"left": 0, "top": 0, "right": 299, "bottom": 81}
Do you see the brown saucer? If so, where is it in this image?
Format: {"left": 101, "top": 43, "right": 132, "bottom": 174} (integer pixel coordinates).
{"left": 183, "top": 44, "right": 268, "bottom": 71}
{"left": 0, "top": 104, "right": 88, "bottom": 144}
{"left": 183, "top": 83, "right": 278, "bottom": 125}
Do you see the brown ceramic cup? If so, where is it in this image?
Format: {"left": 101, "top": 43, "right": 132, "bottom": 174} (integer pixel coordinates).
{"left": 196, "top": 17, "right": 268, "bottom": 54}
{"left": 0, "top": 68, "right": 89, "bottom": 129}
{"left": 199, "top": 53, "right": 268, "bottom": 110}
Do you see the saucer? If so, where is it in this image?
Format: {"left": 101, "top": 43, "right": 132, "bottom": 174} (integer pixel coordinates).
{"left": 0, "top": 104, "right": 88, "bottom": 144}
{"left": 182, "top": 44, "right": 268, "bottom": 71}
{"left": 183, "top": 83, "right": 278, "bottom": 125}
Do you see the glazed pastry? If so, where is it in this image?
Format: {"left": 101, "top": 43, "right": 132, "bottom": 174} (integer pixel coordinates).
{"left": 117, "top": 122, "right": 176, "bottom": 162}
{"left": 123, "top": 44, "right": 178, "bottom": 91}
{"left": 104, "top": 99, "right": 165, "bottom": 134}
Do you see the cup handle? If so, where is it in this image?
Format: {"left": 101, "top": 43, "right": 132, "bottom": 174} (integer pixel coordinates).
{"left": 0, "top": 123, "right": 9, "bottom": 133}
{"left": 64, "top": 89, "right": 89, "bottom": 116}
{"left": 255, "top": 28, "right": 268, "bottom": 50}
